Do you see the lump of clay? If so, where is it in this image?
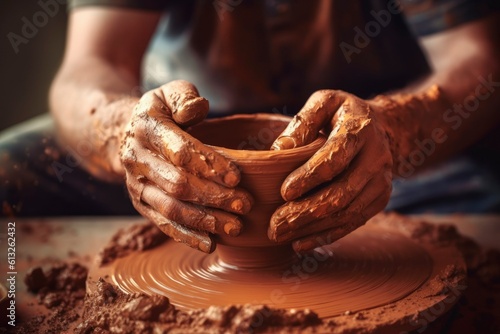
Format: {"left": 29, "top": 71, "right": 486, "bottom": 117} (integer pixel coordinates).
{"left": 98, "top": 222, "right": 168, "bottom": 266}
{"left": 76, "top": 278, "right": 321, "bottom": 334}
{"left": 24, "top": 263, "right": 87, "bottom": 294}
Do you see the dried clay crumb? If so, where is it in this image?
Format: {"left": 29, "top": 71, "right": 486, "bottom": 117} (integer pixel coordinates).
{"left": 76, "top": 278, "right": 321, "bottom": 334}
{"left": 98, "top": 221, "right": 168, "bottom": 266}
{"left": 15, "top": 263, "right": 88, "bottom": 334}
{"left": 17, "top": 262, "right": 322, "bottom": 334}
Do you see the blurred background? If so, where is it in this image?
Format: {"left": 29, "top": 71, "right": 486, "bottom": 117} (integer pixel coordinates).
{"left": 0, "top": 0, "right": 68, "bottom": 131}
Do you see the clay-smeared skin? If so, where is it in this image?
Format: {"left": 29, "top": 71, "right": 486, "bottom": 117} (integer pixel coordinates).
{"left": 120, "top": 80, "right": 253, "bottom": 253}
{"left": 270, "top": 87, "right": 445, "bottom": 252}
{"left": 160, "top": 80, "right": 210, "bottom": 127}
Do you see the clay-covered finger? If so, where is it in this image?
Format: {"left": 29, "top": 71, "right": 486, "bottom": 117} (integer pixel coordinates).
{"left": 291, "top": 195, "right": 387, "bottom": 253}
{"left": 280, "top": 130, "right": 365, "bottom": 201}
{"left": 156, "top": 80, "right": 209, "bottom": 127}
{"left": 141, "top": 184, "right": 242, "bottom": 237}
{"left": 123, "top": 169, "right": 216, "bottom": 252}
{"left": 271, "top": 90, "right": 346, "bottom": 150}
{"left": 204, "top": 208, "right": 244, "bottom": 237}
{"left": 133, "top": 94, "right": 240, "bottom": 187}
{"left": 134, "top": 200, "right": 215, "bottom": 253}
{"left": 270, "top": 152, "right": 375, "bottom": 239}
{"left": 272, "top": 176, "right": 386, "bottom": 243}
{"left": 136, "top": 153, "right": 252, "bottom": 214}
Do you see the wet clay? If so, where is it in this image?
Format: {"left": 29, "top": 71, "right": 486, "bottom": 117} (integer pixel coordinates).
{"left": 88, "top": 114, "right": 467, "bottom": 332}
{"left": 88, "top": 213, "right": 467, "bottom": 330}
{"left": 17, "top": 214, "right": 500, "bottom": 333}
{"left": 187, "top": 114, "right": 326, "bottom": 267}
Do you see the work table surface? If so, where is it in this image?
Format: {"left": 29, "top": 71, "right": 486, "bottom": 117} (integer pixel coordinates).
{"left": 1, "top": 214, "right": 499, "bottom": 330}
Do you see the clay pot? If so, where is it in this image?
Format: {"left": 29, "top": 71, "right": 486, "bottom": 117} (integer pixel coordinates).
{"left": 188, "top": 114, "right": 326, "bottom": 268}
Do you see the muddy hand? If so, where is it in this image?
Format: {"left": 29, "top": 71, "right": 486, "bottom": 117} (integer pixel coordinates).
{"left": 268, "top": 90, "right": 393, "bottom": 252}
{"left": 121, "top": 80, "right": 253, "bottom": 253}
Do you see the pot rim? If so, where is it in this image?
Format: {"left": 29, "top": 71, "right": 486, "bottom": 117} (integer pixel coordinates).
{"left": 189, "top": 113, "right": 326, "bottom": 159}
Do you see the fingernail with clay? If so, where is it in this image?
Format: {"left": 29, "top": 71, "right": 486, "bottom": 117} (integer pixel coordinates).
{"left": 271, "top": 136, "right": 296, "bottom": 150}
{"left": 224, "top": 221, "right": 241, "bottom": 237}
{"left": 230, "top": 199, "right": 244, "bottom": 213}
{"left": 231, "top": 196, "right": 253, "bottom": 214}
{"left": 223, "top": 171, "right": 239, "bottom": 187}
{"left": 282, "top": 184, "right": 301, "bottom": 202}
{"left": 199, "top": 238, "right": 215, "bottom": 253}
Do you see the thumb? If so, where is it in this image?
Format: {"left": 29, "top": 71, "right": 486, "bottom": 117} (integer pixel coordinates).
{"left": 156, "top": 80, "right": 209, "bottom": 127}
{"left": 271, "top": 90, "right": 345, "bottom": 150}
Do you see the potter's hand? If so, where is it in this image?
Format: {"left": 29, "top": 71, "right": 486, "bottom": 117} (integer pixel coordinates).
{"left": 268, "top": 90, "right": 393, "bottom": 252}
{"left": 120, "top": 80, "right": 252, "bottom": 253}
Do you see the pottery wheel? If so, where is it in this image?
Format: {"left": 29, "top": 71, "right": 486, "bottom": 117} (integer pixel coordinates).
{"left": 89, "top": 217, "right": 466, "bottom": 323}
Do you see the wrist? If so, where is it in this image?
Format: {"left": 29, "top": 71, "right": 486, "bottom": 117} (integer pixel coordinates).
{"left": 106, "top": 97, "right": 140, "bottom": 177}
{"left": 369, "top": 85, "right": 449, "bottom": 177}
{"left": 91, "top": 95, "right": 140, "bottom": 180}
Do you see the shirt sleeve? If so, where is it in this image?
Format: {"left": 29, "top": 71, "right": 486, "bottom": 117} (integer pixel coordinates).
{"left": 68, "top": 0, "right": 168, "bottom": 11}
{"left": 400, "top": 0, "right": 500, "bottom": 36}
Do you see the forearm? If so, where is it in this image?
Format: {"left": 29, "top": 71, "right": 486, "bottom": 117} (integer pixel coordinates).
{"left": 372, "top": 17, "right": 500, "bottom": 177}
{"left": 49, "top": 57, "right": 140, "bottom": 182}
